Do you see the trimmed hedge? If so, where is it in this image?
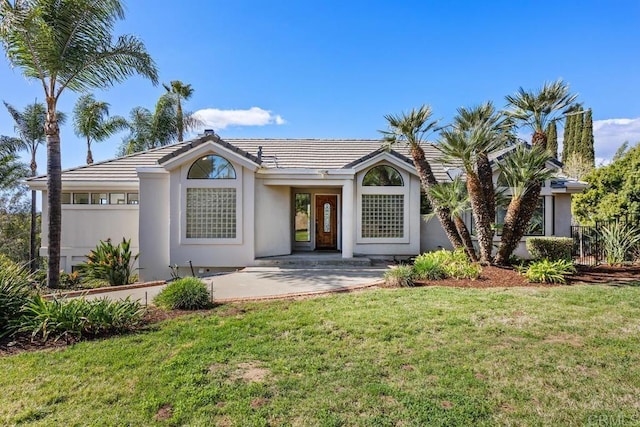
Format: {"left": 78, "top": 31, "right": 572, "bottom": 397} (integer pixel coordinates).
{"left": 526, "top": 237, "right": 573, "bottom": 261}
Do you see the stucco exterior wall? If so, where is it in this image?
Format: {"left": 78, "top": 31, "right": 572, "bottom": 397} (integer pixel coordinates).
{"left": 138, "top": 170, "right": 170, "bottom": 282}
{"left": 553, "top": 194, "right": 573, "bottom": 237}
{"left": 420, "top": 215, "right": 455, "bottom": 252}
{"left": 39, "top": 190, "right": 139, "bottom": 272}
{"left": 254, "top": 183, "right": 291, "bottom": 258}
{"left": 168, "top": 158, "right": 256, "bottom": 270}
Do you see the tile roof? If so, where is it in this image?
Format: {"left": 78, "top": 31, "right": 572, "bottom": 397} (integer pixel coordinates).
{"left": 27, "top": 135, "right": 453, "bottom": 183}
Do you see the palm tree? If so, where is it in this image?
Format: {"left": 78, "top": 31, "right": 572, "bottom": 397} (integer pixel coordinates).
{"left": 2, "top": 100, "right": 66, "bottom": 271}
{"left": 380, "top": 105, "right": 463, "bottom": 250}
{"left": 496, "top": 80, "right": 577, "bottom": 264}
{"left": 494, "top": 144, "right": 554, "bottom": 264}
{"left": 429, "top": 178, "right": 477, "bottom": 261}
{"left": 0, "top": 0, "right": 158, "bottom": 287}
{"left": 163, "top": 80, "right": 196, "bottom": 142}
{"left": 73, "top": 94, "right": 128, "bottom": 164}
{"left": 0, "top": 142, "right": 28, "bottom": 191}
{"left": 437, "top": 102, "right": 512, "bottom": 263}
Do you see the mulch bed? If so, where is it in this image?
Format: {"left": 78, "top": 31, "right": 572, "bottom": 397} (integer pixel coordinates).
{"left": 2, "top": 265, "right": 639, "bottom": 356}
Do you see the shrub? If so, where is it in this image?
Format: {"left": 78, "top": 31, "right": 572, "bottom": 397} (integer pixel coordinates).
{"left": 526, "top": 237, "right": 573, "bottom": 261}
{"left": 524, "top": 259, "right": 576, "bottom": 284}
{"left": 383, "top": 265, "right": 415, "bottom": 287}
{"left": 77, "top": 238, "right": 139, "bottom": 286}
{"left": 154, "top": 277, "right": 212, "bottom": 310}
{"left": 0, "top": 255, "right": 34, "bottom": 337}
{"left": 413, "top": 249, "right": 482, "bottom": 280}
{"left": 17, "top": 296, "right": 145, "bottom": 342}
{"left": 600, "top": 222, "right": 640, "bottom": 265}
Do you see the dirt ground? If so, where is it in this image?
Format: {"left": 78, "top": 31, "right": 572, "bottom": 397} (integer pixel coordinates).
{"left": 2, "top": 265, "right": 638, "bottom": 355}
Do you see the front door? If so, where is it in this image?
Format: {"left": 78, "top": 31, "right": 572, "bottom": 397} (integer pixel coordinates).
{"left": 315, "top": 195, "right": 337, "bottom": 250}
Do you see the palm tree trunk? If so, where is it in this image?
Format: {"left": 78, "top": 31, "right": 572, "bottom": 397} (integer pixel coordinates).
{"left": 532, "top": 130, "right": 547, "bottom": 149}
{"left": 467, "top": 170, "right": 493, "bottom": 264}
{"left": 176, "top": 100, "right": 184, "bottom": 142}
{"left": 495, "top": 182, "right": 542, "bottom": 264}
{"left": 410, "top": 145, "right": 463, "bottom": 249}
{"left": 476, "top": 154, "right": 496, "bottom": 263}
{"left": 45, "top": 96, "right": 61, "bottom": 288}
{"left": 86, "top": 138, "right": 93, "bottom": 164}
{"left": 454, "top": 215, "right": 478, "bottom": 262}
{"left": 29, "top": 155, "right": 38, "bottom": 273}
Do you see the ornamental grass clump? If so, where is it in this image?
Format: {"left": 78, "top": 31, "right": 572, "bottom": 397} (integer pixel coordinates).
{"left": 77, "top": 238, "right": 139, "bottom": 286}
{"left": 0, "top": 255, "right": 34, "bottom": 337}
{"left": 413, "top": 249, "right": 482, "bottom": 280}
{"left": 154, "top": 277, "right": 213, "bottom": 310}
{"left": 17, "top": 296, "right": 144, "bottom": 342}
{"left": 524, "top": 259, "right": 576, "bottom": 284}
{"left": 383, "top": 265, "right": 415, "bottom": 287}
{"left": 600, "top": 222, "right": 640, "bottom": 265}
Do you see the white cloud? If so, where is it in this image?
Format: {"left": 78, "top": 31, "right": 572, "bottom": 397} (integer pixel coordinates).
{"left": 193, "top": 107, "right": 286, "bottom": 130}
{"left": 592, "top": 117, "right": 640, "bottom": 160}
{"left": 558, "top": 117, "right": 640, "bottom": 163}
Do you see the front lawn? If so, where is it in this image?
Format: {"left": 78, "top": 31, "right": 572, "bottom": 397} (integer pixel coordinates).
{"left": 2, "top": 284, "right": 640, "bottom": 425}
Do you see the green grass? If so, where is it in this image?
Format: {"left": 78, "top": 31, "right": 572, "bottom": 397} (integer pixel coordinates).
{"left": 2, "top": 285, "right": 640, "bottom": 425}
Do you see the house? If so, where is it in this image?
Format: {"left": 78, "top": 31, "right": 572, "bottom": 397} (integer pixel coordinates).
{"left": 26, "top": 132, "right": 587, "bottom": 281}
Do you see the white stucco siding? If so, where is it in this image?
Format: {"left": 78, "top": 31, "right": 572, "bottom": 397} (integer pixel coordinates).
{"left": 39, "top": 190, "right": 139, "bottom": 272}
{"left": 168, "top": 159, "right": 256, "bottom": 269}
{"left": 138, "top": 169, "right": 170, "bottom": 282}
{"left": 420, "top": 215, "right": 454, "bottom": 252}
{"left": 254, "top": 182, "right": 291, "bottom": 258}
{"left": 553, "top": 194, "right": 573, "bottom": 237}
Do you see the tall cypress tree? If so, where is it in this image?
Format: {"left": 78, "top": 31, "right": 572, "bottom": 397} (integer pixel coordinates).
{"left": 581, "top": 108, "right": 595, "bottom": 166}
{"left": 572, "top": 111, "right": 584, "bottom": 158}
{"left": 546, "top": 121, "right": 558, "bottom": 158}
{"left": 562, "top": 114, "right": 574, "bottom": 161}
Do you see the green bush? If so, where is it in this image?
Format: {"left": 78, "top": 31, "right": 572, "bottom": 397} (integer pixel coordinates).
{"left": 413, "top": 249, "right": 482, "bottom": 280}
{"left": 153, "top": 277, "right": 212, "bottom": 310}
{"left": 17, "top": 296, "right": 145, "bottom": 342}
{"left": 383, "top": 265, "right": 415, "bottom": 287}
{"left": 524, "top": 259, "right": 576, "bottom": 284}
{"left": 0, "top": 255, "right": 34, "bottom": 337}
{"left": 77, "top": 238, "right": 139, "bottom": 286}
{"left": 526, "top": 237, "right": 573, "bottom": 261}
{"left": 600, "top": 222, "right": 640, "bottom": 265}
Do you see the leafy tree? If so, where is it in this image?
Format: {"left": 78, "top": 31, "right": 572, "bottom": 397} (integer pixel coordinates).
{"left": 546, "top": 120, "right": 558, "bottom": 159}
{"left": 436, "top": 102, "right": 511, "bottom": 263}
{"left": 73, "top": 94, "right": 128, "bottom": 164}
{"left": 0, "top": 0, "right": 158, "bottom": 287}
{"left": 1, "top": 100, "right": 65, "bottom": 271}
{"left": 572, "top": 142, "right": 640, "bottom": 224}
{"left": 163, "top": 80, "right": 199, "bottom": 142}
{"left": 499, "top": 80, "right": 576, "bottom": 264}
{"left": 380, "top": 105, "right": 463, "bottom": 250}
{"left": 0, "top": 189, "right": 34, "bottom": 264}
{"left": 562, "top": 152, "right": 593, "bottom": 180}
{"left": 0, "top": 142, "right": 27, "bottom": 191}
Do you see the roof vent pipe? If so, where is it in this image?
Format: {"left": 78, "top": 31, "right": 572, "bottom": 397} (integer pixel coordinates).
{"left": 257, "top": 146, "right": 263, "bottom": 161}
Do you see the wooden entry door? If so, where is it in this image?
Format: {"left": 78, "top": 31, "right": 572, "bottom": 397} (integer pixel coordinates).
{"left": 315, "top": 195, "right": 338, "bottom": 250}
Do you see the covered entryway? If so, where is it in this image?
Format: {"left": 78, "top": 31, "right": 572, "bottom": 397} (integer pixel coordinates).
{"left": 293, "top": 189, "right": 342, "bottom": 252}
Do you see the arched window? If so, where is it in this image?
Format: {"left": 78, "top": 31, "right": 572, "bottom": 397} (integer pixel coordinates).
{"left": 362, "top": 165, "right": 403, "bottom": 186}
{"left": 187, "top": 155, "right": 236, "bottom": 179}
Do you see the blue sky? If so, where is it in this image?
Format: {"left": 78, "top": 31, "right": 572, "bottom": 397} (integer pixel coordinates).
{"left": 1, "top": 0, "right": 639, "bottom": 172}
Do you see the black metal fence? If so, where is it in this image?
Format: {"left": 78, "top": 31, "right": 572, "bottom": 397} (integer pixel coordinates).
{"left": 571, "top": 214, "right": 640, "bottom": 265}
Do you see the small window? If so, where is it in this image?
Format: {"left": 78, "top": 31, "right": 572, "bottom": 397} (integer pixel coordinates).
{"left": 188, "top": 155, "right": 236, "bottom": 179}
{"left": 91, "top": 193, "right": 109, "bottom": 205}
{"left": 61, "top": 193, "right": 71, "bottom": 204}
{"left": 127, "top": 193, "right": 139, "bottom": 205}
{"left": 295, "top": 193, "right": 311, "bottom": 242}
{"left": 110, "top": 193, "right": 126, "bottom": 205}
{"left": 363, "top": 165, "right": 403, "bottom": 186}
{"left": 73, "top": 193, "right": 89, "bottom": 204}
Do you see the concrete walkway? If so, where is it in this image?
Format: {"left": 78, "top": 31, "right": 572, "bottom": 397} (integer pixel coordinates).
{"left": 81, "top": 266, "right": 386, "bottom": 304}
